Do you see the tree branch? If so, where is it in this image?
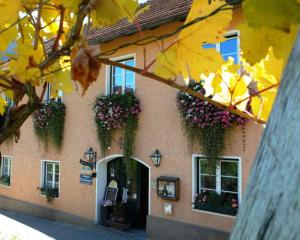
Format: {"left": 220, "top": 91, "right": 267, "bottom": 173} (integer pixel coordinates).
{"left": 97, "top": 57, "right": 266, "bottom": 124}
{"left": 52, "top": 5, "right": 66, "bottom": 51}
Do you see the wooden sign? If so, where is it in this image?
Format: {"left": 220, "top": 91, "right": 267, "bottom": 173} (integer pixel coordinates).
{"left": 102, "top": 180, "right": 118, "bottom": 206}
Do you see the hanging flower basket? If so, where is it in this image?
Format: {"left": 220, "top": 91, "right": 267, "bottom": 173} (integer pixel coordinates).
{"left": 177, "top": 81, "right": 248, "bottom": 163}
{"left": 93, "top": 91, "right": 141, "bottom": 160}
{"left": 33, "top": 101, "right": 66, "bottom": 151}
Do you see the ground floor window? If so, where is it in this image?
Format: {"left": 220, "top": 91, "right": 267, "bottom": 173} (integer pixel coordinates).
{"left": 0, "top": 156, "right": 12, "bottom": 186}
{"left": 40, "top": 161, "right": 59, "bottom": 198}
{"left": 193, "top": 156, "right": 240, "bottom": 216}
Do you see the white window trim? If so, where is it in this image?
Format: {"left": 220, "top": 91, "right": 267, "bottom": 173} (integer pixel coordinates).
{"left": 191, "top": 154, "right": 242, "bottom": 218}
{"left": 0, "top": 155, "right": 12, "bottom": 188}
{"left": 40, "top": 160, "right": 60, "bottom": 198}
{"left": 105, "top": 54, "right": 136, "bottom": 95}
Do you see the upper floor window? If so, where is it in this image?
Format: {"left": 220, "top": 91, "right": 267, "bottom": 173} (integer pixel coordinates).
{"left": 193, "top": 156, "right": 240, "bottom": 216}
{"left": 203, "top": 33, "right": 239, "bottom": 63}
{"left": 44, "top": 83, "right": 63, "bottom": 103}
{"left": 109, "top": 58, "right": 135, "bottom": 94}
{"left": 0, "top": 155, "right": 12, "bottom": 186}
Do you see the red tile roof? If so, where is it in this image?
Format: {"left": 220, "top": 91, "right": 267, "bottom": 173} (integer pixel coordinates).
{"left": 86, "top": 0, "right": 192, "bottom": 45}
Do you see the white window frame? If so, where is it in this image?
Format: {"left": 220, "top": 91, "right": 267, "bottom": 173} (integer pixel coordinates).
{"left": 40, "top": 160, "right": 60, "bottom": 196}
{"left": 105, "top": 54, "right": 136, "bottom": 95}
{"left": 192, "top": 154, "right": 242, "bottom": 218}
{"left": 0, "top": 155, "right": 12, "bottom": 187}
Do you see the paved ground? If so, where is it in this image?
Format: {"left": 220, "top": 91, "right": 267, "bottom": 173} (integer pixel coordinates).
{"left": 0, "top": 210, "right": 147, "bottom": 240}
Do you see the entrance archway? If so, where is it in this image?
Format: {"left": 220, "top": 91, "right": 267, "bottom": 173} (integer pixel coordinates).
{"left": 95, "top": 154, "right": 151, "bottom": 228}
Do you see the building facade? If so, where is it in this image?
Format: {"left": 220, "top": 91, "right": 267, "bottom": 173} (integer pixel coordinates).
{"left": 0, "top": 1, "right": 264, "bottom": 239}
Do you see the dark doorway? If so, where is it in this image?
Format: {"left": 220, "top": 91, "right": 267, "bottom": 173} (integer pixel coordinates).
{"left": 107, "top": 158, "right": 149, "bottom": 228}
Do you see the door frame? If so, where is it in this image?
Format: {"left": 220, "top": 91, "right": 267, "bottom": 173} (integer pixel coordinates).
{"left": 95, "top": 154, "right": 151, "bottom": 224}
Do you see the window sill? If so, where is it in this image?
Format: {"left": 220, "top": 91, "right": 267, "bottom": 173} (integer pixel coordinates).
{"left": 0, "top": 183, "right": 11, "bottom": 188}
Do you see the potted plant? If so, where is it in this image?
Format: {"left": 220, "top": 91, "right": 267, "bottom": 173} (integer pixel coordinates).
{"left": 194, "top": 191, "right": 238, "bottom": 216}
{"left": 0, "top": 176, "right": 10, "bottom": 186}
{"left": 40, "top": 188, "right": 59, "bottom": 204}
{"left": 106, "top": 203, "right": 131, "bottom": 231}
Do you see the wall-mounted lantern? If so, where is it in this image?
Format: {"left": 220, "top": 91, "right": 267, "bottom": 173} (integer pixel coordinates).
{"left": 84, "top": 147, "right": 97, "bottom": 162}
{"left": 150, "top": 149, "right": 162, "bottom": 167}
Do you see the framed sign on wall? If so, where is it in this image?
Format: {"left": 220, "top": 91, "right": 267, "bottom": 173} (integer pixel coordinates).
{"left": 157, "top": 176, "right": 180, "bottom": 201}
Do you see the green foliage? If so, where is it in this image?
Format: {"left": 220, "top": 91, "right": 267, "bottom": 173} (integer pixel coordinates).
{"left": 200, "top": 124, "right": 225, "bottom": 166}
{"left": 94, "top": 92, "right": 141, "bottom": 160}
{"left": 194, "top": 191, "right": 238, "bottom": 216}
{"left": 40, "top": 188, "right": 59, "bottom": 204}
{"left": 0, "top": 176, "right": 10, "bottom": 186}
{"left": 177, "top": 82, "right": 247, "bottom": 166}
{"left": 33, "top": 101, "right": 66, "bottom": 151}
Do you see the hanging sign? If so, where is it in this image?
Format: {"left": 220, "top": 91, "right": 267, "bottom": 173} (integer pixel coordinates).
{"left": 79, "top": 156, "right": 96, "bottom": 185}
{"left": 80, "top": 165, "right": 93, "bottom": 185}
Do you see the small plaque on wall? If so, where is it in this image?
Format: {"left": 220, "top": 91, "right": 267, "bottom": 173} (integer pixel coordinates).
{"left": 157, "top": 176, "right": 180, "bottom": 201}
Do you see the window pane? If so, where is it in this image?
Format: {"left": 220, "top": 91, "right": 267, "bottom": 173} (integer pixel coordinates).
{"left": 111, "top": 58, "right": 134, "bottom": 94}
{"left": 221, "top": 161, "right": 238, "bottom": 177}
{"left": 55, "top": 164, "right": 59, "bottom": 174}
{"left": 221, "top": 177, "right": 238, "bottom": 192}
{"left": 201, "top": 175, "right": 216, "bottom": 189}
{"left": 220, "top": 38, "right": 237, "bottom": 55}
{"left": 46, "top": 181, "right": 52, "bottom": 188}
{"left": 55, "top": 174, "right": 59, "bottom": 183}
{"left": 200, "top": 159, "right": 216, "bottom": 175}
{"left": 124, "top": 59, "right": 134, "bottom": 67}
{"left": 46, "top": 163, "right": 53, "bottom": 173}
{"left": 54, "top": 182, "right": 59, "bottom": 189}
{"left": 47, "top": 173, "right": 53, "bottom": 182}
{"left": 125, "top": 71, "right": 134, "bottom": 91}
{"left": 202, "top": 43, "right": 216, "bottom": 49}
{"left": 112, "top": 66, "right": 123, "bottom": 76}
{"left": 112, "top": 74, "right": 123, "bottom": 93}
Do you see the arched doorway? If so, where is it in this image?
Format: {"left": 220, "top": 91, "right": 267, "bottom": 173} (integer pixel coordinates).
{"left": 95, "top": 155, "right": 151, "bottom": 229}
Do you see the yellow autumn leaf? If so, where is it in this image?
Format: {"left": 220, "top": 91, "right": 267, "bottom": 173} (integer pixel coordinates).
{"left": 92, "top": 0, "right": 146, "bottom": 27}
{"left": 8, "top": 41, "right": 44, "bottom": 84}
{"left": 57, "top": 70, "right": 74, "bottom": 93}
{"left": 211, "top": 74, "right": 222, "bottom": 94}
{"left": 60, "top": 0, "right": 82, "bottom": 10}
{"left": 154, "top": 0, "right": 232, "bottom": 81}
{"left": 231, "top": 77, "right": 249, "bottom": 107}
{"left": 243, "top": 49, "right": 282, "bottom": 90}
{"left": 4, "top": 90, "right": 14, "bottom": 100}
{"left": 0, "top": 25, "right": 17, "bottom": 52}
{"left": 243, "top": 0, "right": 300, "bottom": 32}
{"left": 153, "top": 45, "right": 179, "bottom": 79}
{"left": 263, "top": 50, "right": 284, "bottom": 82}
{"left": 0, "top": 96, "right": 7, "bottom": 115}
{"left": 251, "top": 90, "right": 277, "bottom": 121}
{"left": 238, "top": 23, "right": 298, "bottom": 65}
{"left": 0, "top": 0, "right": 21, "bottom": 25}
{"left": 180, "top": 0, "right": 231, "bottom": 44}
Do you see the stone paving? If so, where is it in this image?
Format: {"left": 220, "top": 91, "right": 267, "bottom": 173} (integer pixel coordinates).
{"left": 0, "top": 210, "right": 147, "bottom": 240}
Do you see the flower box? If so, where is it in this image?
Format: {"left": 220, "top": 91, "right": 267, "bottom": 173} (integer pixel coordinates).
{"left": 194, "top": 203, "right": 237, "bottom": 216}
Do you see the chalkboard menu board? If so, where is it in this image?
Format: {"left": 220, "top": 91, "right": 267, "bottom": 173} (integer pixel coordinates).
{"left": 104, "top": 187, "right": 118, "bottom": 205}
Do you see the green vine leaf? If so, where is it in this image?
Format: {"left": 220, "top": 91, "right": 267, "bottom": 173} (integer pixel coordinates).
{"left": 93, "top": 92, "right": 141, "bottom": 159}
{"left": 33, "top": 101, "right": 66, "bottom": 151}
